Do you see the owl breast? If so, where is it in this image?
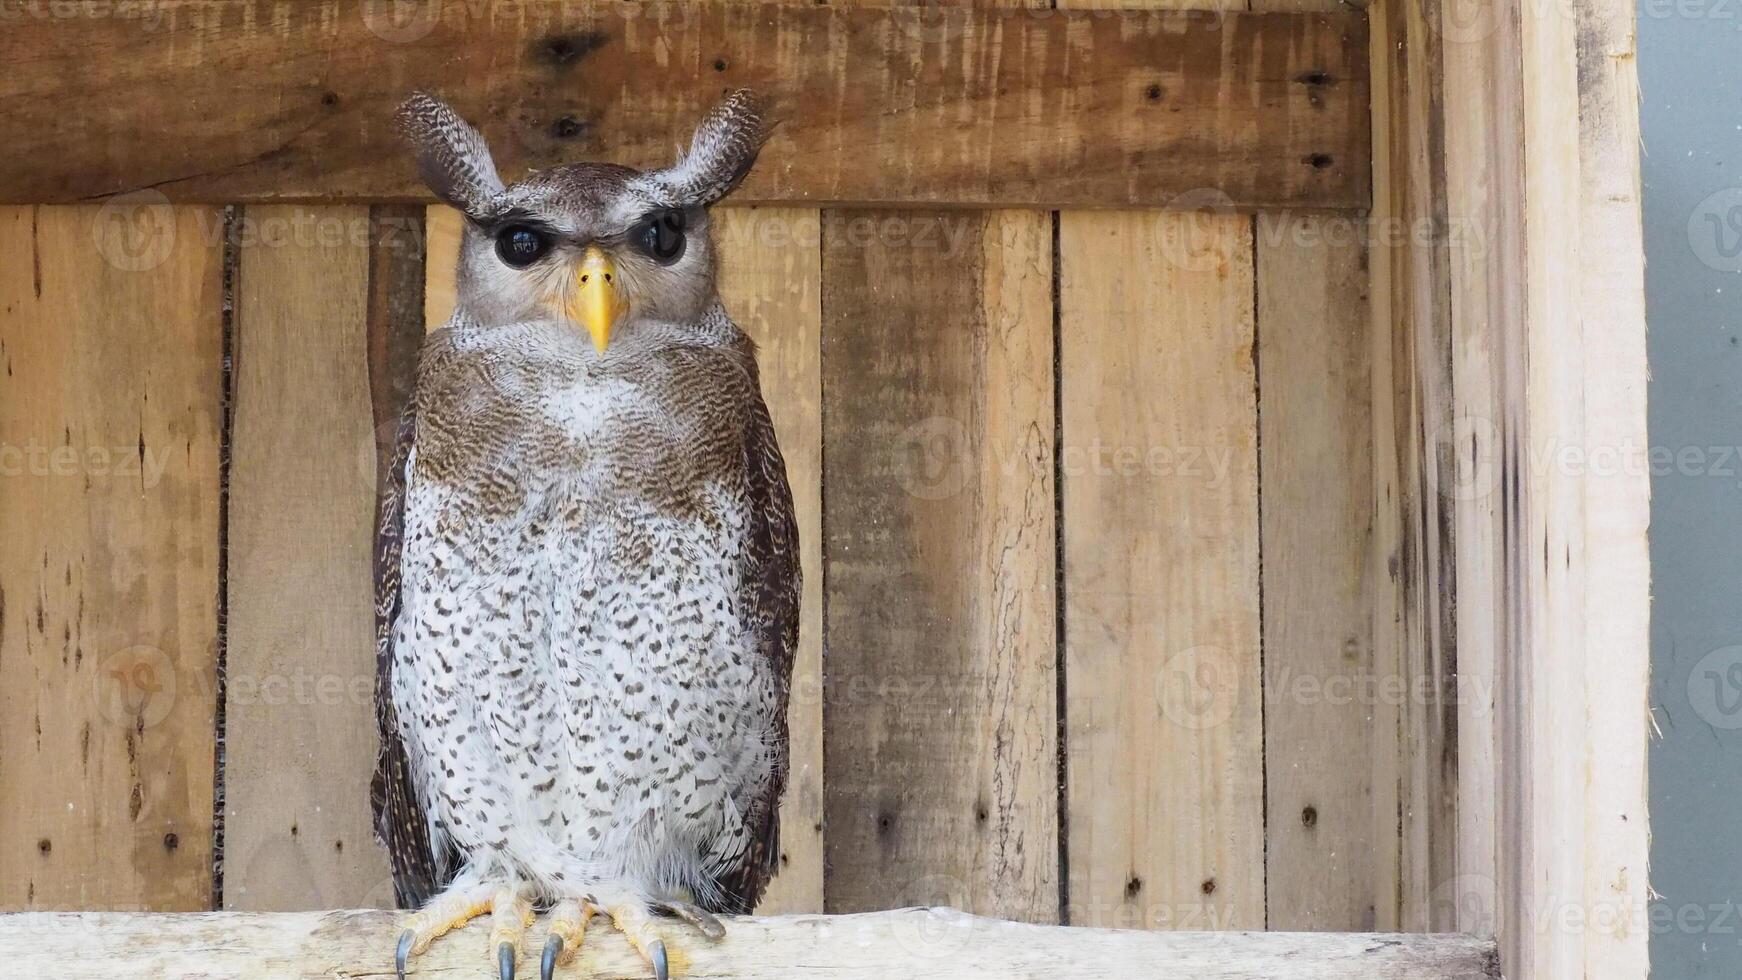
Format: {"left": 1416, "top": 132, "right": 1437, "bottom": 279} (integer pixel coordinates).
{"left": 391, "top": 322, "right": 780, "bottom": 903}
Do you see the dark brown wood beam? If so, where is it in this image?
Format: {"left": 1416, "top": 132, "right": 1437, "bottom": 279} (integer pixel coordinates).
{"left": 0, "top": 1, "right": 1369, "bottom": 210}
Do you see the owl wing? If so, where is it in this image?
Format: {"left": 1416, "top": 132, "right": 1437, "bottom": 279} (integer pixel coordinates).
{"left": 370, "top": 398, "right": 457, "bottom": 909}
{"left": 709, "top": 389, "right": 802, "bottom": 914}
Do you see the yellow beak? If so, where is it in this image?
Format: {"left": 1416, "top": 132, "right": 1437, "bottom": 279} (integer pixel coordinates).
{"left": 566, "top": 246, "right": 622, "bottom": 353}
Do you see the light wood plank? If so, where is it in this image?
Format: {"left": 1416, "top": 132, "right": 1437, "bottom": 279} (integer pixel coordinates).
{"left": 0, "top": 909, "right": 1505, "bottom": 979}
{"left": 223, "top": 205, "right": 391, "bottom": 910}
{"left": 0, "top": 204, "right": 223, "bottom": 910}
{"left": 821, "top": 209, "right": 1058, "bottom": 922}
{"left": 713, "top": 207, "right": 824, "bottom": 914}
{"left": 1250, "top": 0, "right": 1397, "bottom": 936}
{"left": 1366, "top": 0, "right": 1459, "bottom": 932}
{"left": 1060, "top": 210, "right": 1263, "bottom": 932}
{"left": 1255, "top": 214, "right": 1394, "bottom": 930}
{"left": 1515, "top": 0, "right": 1650, "bottom": 976}
{"left": 0, "top": 0, "right": 1370, "bottom": 211}
{"left": 422, "top": 207, "right": 462, "bottom": 331}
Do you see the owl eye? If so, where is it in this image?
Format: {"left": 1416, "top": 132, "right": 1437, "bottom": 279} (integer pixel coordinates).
{"left": 638, "top": 210, "right": 687, "bottom": 264}
{"left": 495, "top": 225, "right": 551, "bottom": 268}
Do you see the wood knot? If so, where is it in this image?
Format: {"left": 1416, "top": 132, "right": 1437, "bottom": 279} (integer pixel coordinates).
{"left": 536, "top": 32, "right": 606, "bottom": 67}
{"left": 1301, "top": 805, "right": 1319, "bottom": 828}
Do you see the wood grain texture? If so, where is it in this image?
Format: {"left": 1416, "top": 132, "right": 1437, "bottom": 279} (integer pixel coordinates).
{"left": 1251, "top": 0, "right": 1397, "bottom": 936}
{"left": 1513, "top": 0, "right": 1650, "bottom": 976}
{"left": 1255, "top": 214, "right": 1395, "bottom": 930}
{"left": 712, "top": 207, "right": 824, "bottom": 914}
{"left": 422, "top": 207, "right": 463, "bottom": 331}
{"left": 0, "top": 204, "right": 223, "bottom": 910}
{"left": 223, "top": 205, "right": 391, "bottom": 910}
{"left": 1367, "top": 0, "right": 1459, "bottom": 933}
{"left": 0, "top": 1, "right": 1369, "bottom": 211}
{"left": 1060, "top": 210, "right": 1263, "bottom": 933}
{"left": 821, "top": 209, "right": 1057, "bottom": 922}
{"left": 0, "top": 910, "right": 1503, "bottom": 979}
{"left": 1434, "top": 0, "right": 1523, "bottom": 949}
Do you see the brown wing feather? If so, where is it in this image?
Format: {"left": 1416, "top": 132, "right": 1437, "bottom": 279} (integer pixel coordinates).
{"left": 708, "top": 382, "right": 802, "bottom": 914}
{"left": 370, "top": 400, "right": 455, "bottom": 909}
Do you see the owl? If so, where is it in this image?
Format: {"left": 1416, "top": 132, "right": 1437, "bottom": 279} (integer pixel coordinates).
{"left": 370, "top": 90, "right": 799, "bottom": 980}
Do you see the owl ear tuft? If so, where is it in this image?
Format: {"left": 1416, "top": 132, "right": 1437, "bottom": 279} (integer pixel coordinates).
{"left": 646, "top": 89, "right": 772, "bottom": 208}
{"left": 398, "top": 92, "right": 505, "bottom": 215}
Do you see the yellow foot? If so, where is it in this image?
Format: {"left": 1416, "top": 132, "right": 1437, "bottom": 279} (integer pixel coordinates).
{"left": 395, "top": 881, "right": 528, "bottom": 980}
{"left": 538, "top": 893, "right": 724, "bottom": 980}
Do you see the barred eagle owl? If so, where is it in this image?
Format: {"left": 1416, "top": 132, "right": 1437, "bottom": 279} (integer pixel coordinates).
{"left": 371, "top": 90, "right": 798, "bottom": 980}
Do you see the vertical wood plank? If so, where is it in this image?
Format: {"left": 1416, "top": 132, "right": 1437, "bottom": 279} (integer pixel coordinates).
{"left": 1369, "top": 0, "right": 1460, "bottom": 933}
{"left": 423, "top": 206, "right": 463, "bottom": 331}
{"left": 222, "top": 205, "right": 392, "bottom": 910}
{"left": 1060, "top": 211, "right": 1263, "bottom": 931}
{"left": 1251, "top": 0, "right": 1400, "bottom": 935}
{"left": 822, "top": 209, "right": 1057, "bottom": 922}
{"left": 713, "top": 207, "right": 825, "bottom": 914}
{"left": 1255, "top": 216, "right": 1394, "bottom": 930}
{"left": 0, "top": 203, "right": 223, "bottom": 910}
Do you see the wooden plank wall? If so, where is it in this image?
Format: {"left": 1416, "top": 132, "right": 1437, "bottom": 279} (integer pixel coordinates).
{"left": 0, "top": 0, "right": 1416, "bottom": 943}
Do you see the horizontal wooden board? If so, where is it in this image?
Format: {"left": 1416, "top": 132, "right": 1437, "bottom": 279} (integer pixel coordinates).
{"left": 0, "top": 1, "right": 1369, "bottom": 210}
{"left": 0, "top": 910, "right": 1505, "bottom": 979}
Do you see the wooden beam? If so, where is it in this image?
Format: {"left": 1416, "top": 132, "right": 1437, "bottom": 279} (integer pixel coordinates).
{"left": 0, "top": 910, "right": 1500, "bottom": 978}
{"left": 0, "top": 1, "right": 1370, "bottom": 210}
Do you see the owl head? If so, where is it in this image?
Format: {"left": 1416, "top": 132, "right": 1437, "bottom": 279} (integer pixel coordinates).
{"left": 400, "top": 91, "right": 770, "bottom": 353}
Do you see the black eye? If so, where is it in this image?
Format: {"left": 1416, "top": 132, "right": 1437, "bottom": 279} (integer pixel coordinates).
{"left": 639, "top": 210, "right": 687, "bottom": 264}
{"left": 495, "top": 225, "right": 550, "bottom": 268}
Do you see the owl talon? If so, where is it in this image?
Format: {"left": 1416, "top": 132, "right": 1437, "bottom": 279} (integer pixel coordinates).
{"left": 395, "top": 929, "right": 415, "bottom": 980}
{"left": 498, "top": 940, "right": 517, "bottom": 980}
{"left": 653, "top": 900, "right": 725, "bottom": 940}
{"left": 540, "top": 935, "right": 563, "bottom": 980}
{"left": 649, "top": 939, "right": 669, "bottom": 980}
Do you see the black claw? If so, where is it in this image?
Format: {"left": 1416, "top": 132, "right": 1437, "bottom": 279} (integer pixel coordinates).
{"left": 396, "top": 929, "right": 415, "bottom": 980}
{"left": 541, "top": 935, "right": 563, "bottom": 980}
{"left": 499, "top": 940, "right": 517, "bottom": 980}
{"left": 650, "top": 939, "right": 668, "bottom": 980}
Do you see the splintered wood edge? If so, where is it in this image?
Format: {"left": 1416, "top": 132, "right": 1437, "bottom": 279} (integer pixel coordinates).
{"left": 0, "top": 908, "right": 1499, "bottom": 978}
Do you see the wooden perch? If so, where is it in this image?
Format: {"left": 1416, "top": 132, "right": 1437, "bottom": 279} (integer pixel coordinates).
{"left": 0, "top": 908, "right": 1498, "bottom": 978}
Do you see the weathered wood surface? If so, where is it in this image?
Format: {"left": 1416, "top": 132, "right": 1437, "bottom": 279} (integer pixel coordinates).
{"left": 821, "top": 209, "right": 1058, "bottom": 920}
{"left": 1059, "top": 209, "right": 1263, "bottom": 931}
{"left": 712, "top": 207, "right": 825, "bottom": 913}
{"left": 224, "top": 204, "right": 393, "bottom": 909}
{"left": 0, "top": 909, "right": 1501, "bottom": 978}
{"left": 0, "top": 205, "right": 224, "bottom": 911}
{"left": 0, "top": 0, "right": 1370, "bottom": 210}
